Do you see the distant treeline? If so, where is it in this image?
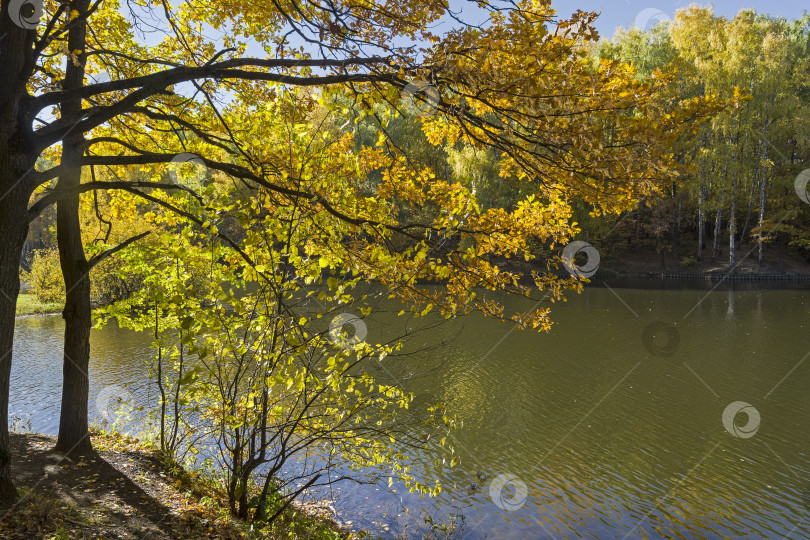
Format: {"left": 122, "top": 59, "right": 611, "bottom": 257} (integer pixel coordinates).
{"left": 24, "top": 7, "right": 810, "bottom": 280}
{"left": 593, "top": 7, "right": 810, "bottom": 272}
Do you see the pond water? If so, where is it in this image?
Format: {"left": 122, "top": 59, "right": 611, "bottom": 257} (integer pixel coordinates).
{"left": 9, "top": 283, "right": 810, "bottom": 539}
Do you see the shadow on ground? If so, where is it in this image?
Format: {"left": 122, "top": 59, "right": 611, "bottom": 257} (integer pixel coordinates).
{"left": 0, "top": 433, "right": 218, "bottom": 539}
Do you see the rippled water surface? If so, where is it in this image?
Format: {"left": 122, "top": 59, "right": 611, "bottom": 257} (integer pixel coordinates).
{"left": 10, "top": 284, "right": 810, "bottom": 538}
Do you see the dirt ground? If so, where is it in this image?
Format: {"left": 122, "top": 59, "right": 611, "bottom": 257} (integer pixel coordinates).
{"left": 0, "top": 432, "right": 240, "bottom": 539}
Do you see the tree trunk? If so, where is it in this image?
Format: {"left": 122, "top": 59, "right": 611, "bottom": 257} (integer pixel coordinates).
{"left": 728, "top": 117, "right": 742, "bottom": 267}
{"left": 0, "top": 13, "right": 39, "bottom": 501}
{"left": 697, "top": 186, "right": 706, "bottom": 261}
{"left": 54, "top": 154, "right": 93, "bottom": 454}
{"left": 697, "top": 132, "right": 708, "bottom": 261}
{"left": 757, "top": 131, "right": 770, "bottom": 267}
{"left": 672, "top": 184, "right": 681, "bottom": 273}
{"left": 238, "top": 477, "right": 249, "bottom": 519}
{"left": 729, "top": 183, "right": 736, "bottom": 270}
{"left": 712, "top": 186, "right": 724, "bottom": 263}
{"left": 655, "top": 206, "right": 665, "bottom": 270}
{"left": 757, "top": 178, "right": 768, "bottom": 267}
{"left": 0, "top": 184, "right": 31, "bottom": 501}
{"left": 55, "top": 0, "right": 93, "bottom": 455}
{"left": 740, "top": 138, "right": 762, "bottom": 245}
{"left": 777, "top": 233, "right": 785, "bottom": 273}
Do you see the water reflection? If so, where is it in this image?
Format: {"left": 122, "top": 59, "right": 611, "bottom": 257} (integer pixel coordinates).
{"left": 10, "top": 315, "right": 155, "bottom": 435}
{"left": 9, "top": 285, "right": 810, "bottom": 539}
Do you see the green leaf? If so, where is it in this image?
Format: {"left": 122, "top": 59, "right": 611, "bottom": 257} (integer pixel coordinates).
{"left": 177, "top": 369, "right": 197, "bottom": 386}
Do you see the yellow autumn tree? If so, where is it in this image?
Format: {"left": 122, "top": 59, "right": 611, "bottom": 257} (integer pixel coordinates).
{"left": 0, "top": 0, "right": 728, "bottom": 501}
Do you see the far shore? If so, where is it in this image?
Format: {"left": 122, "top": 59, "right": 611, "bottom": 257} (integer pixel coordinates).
{"left": 17, "top": 263, "right": 810, "bottom": 321}
{"left": 16, "top": 241, "right": 810, "bottom": 320}
{"left": 15, "top": 293, "right": 62, "bottom": 317}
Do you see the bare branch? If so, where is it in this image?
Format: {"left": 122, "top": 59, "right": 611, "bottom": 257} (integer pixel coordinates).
{"left": 88, "top": 231, "right": 151, "bottom": 270}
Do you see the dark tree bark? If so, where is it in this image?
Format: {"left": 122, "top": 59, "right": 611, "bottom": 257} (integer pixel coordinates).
{"left": 672, "top": 183, "right": 681, "bottom": 273}
{"left": 740, "top": 138, "right": 762, "bottom": 245}
{"left": 697, "top": 132, "right": 708, "bottom": 261}
{"left": 729, "top": 183, "right": 736, "bottom": 270}
{"left": 54, "top": 145, "right": 93, "bottom": 454}
{"left": 697, "top": 186, "right": 706, "bottom": 261}
{"left": 756, "top": 117, "right": 772, "bottom": 267}
{"left": 54, "top": 0, "right": 93, "bottom": 455}
{"left": 729, "top": 121, "right": 743, "bottom": 269}
{"left": 656, "top": 206, "right": 666, "bottom": 270}
{"left": 777, "top": 233, "right": 786, "bottom": 273}
{"left": 0, "top": 184, "right": 31, "bottom": 501}
{"left": 712, "top": 173, "right": 726, "bottom": 263}
{"left": 0, "top": 6, "right": 40, "bottom": 501}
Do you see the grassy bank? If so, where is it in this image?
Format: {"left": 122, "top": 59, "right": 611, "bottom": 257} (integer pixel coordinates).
{"left": 15, "top": 294, "right": 62, "bottom": 316}
{"left": 0, "top": 430, "right": 352, "bottom": 539}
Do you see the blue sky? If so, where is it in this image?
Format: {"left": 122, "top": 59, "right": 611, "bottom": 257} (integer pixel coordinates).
{"left": 539, "top": 1, "right": 807, "bottom": 37}
{"left": 431, "top": 2, "right": 808, "bottom": 49}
